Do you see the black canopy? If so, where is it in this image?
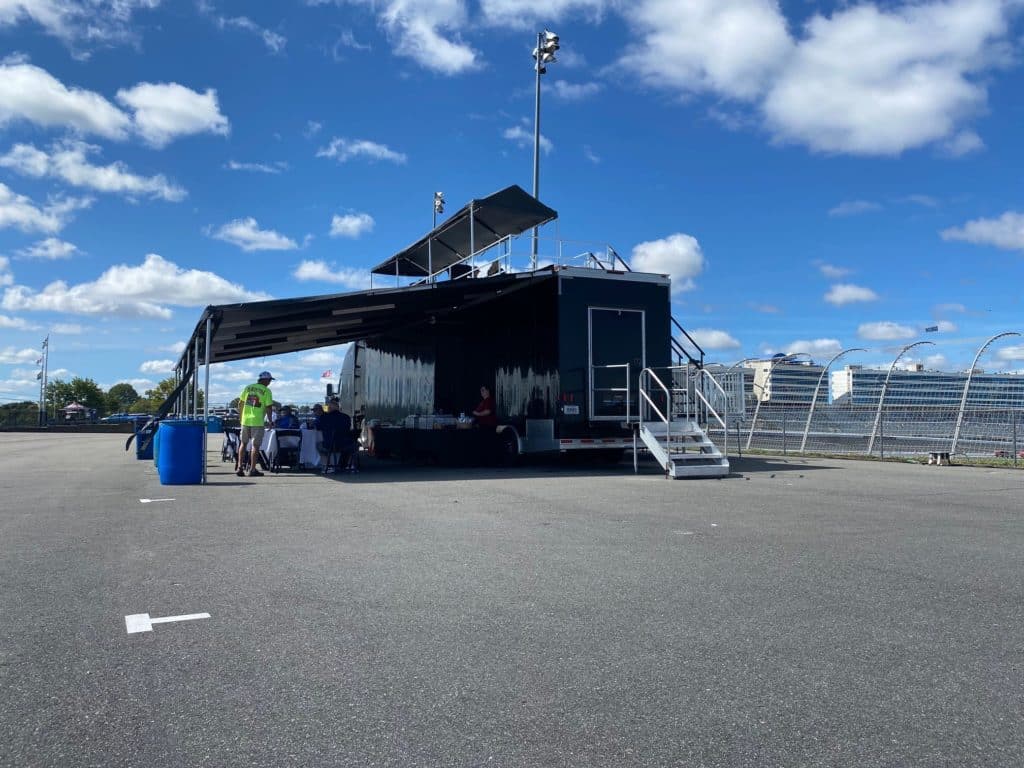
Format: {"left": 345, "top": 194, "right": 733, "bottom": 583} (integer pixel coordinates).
{"left": 370, "top": 185, "right": 557, "bottom": 277}
{"left": 177, "top": 270, "right": 555, "bottom": 368}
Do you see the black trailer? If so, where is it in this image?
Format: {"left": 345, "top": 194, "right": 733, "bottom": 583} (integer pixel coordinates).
{"left": 339, "top": 266, "right": 672, "bottom": 461}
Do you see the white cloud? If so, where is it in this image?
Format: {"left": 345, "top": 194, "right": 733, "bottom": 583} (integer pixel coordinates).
{"left": 942, "top": 129, "right": 984, "bottom": 157}
{"left": 583, "top": 145, "right": 600, "bottom": 164}
{"left": 478, "top": 0, "right": 606, "bottom": 29}
{"left": 225, "top": 160, "right": 287, "bottom": 174}
{"left": 0, "top": 346, "right": 40, "bottom": 364}
{"left": 858, "top": 321, "right": 916, "bottom": 341}
{"left": 824, "top": 283, "right": 878, "bottom": 306}
{"left": 345, "top": 0, "right": 479, "bottom": 74}
{"left": 0, "top": 1, "right": 161, "bottom": 49}
{"left": 330, "top": 212, "right": 375, "bottom": 238}
{"left": 932, "top": 320, "right": 958, "bottom": 333}
{"left": 0, "top": 141, "right": 186, "bottom": 201}
{"left": 52, "top": 322, "right": 83, "bottom": 334}
{"left": 617, "top": 0, "right": 792, "bottom": 101}
{"left": 905, "top": 194, "right": 940, "bottom": 208}
{"left": 763, "top": 1, "right": 1011, "bottom": 156}
{"left": 316, "top": 137, "right": 407, "bottom": 164}
{"left": 292, "top": 260, "right": 370, "bottom": 291}
{"left": 503, "top": 124, "right": 552, "bottom": 154}
{"left": 816, "top": 261, "right": 851, "bottom": 279}
{"left": 941, "top": 211, "right": 1024, "bottom": 251}
{"left": 548, "top": 80, "right": 602, "bottom": 100}
{"left": 996, "top": 345, "right": 1024, "bottom": 362}
{"left": 208, "top": 10, "right": 286, "bottom": 54}
{"left": 2, "top": 253, "right": 269, "bottom": 319}
{"left": 630, "top": 233, "right": 705, "bottom": 294}
{"left": 828, "top": 200, "right": 881, "bottom": 217}
{"left": 304, "top": 120, "right": 322, "bottom": 138}
{"left": 785, "top": 338, "right": 843, "bottom": 358}
{"left": 0, "top": 61, "right": 131, "bottom": 138}
{"left": 690, "top": 328, "right": 740, "bottom": 351}
{"left": 140, "top": 359, "right": 175, "bottom": 374}
{"left": 0, "top": 255, "right": 12, "bottom": 285}
{"left": 0, "top": 313, "right": 38, "bottom": 330}
{"left": 158, "top": 340, "right": 187, "bottom": 355}
{"left": 935, "top": 302, "right": 966, "bottom": 314}
{"left": 16, "top": 237, "right": 79, "bottom": 260}
{"left": 0, "top": 182, "right": 92, "bottom": 233}
{"left": 116, "top": 82, "right": 230, "bottom": 148}
{"left": 923, "top": 353, "right": 949, "bottom": 370}
{"left": 211, "top": 218, "right": 298, "bottom": 252}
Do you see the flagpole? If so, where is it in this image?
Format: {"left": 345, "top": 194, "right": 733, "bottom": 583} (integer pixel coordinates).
{"left": 42, "top": 335, "right": 49, "bottom": 426}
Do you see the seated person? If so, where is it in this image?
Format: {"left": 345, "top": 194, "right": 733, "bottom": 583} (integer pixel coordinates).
{"left": 472, "top": 385, "right": 498, "bottom": 428}
{"left": 275, "top": 405, "right": 300, "bottom": 429}
{"left": 306, "top": 403, "right": 323, "bottom": 429}
{"left": 315, "top": 398, "right": 353, "bottom": 473}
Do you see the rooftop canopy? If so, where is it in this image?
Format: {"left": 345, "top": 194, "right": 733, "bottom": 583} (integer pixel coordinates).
{"left": 370, "top": 184, "right": 557, "bottom": 278}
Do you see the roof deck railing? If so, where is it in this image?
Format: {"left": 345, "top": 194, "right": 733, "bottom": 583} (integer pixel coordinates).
{"left": 370, "top": 232, "right": 634, "bottom": 290}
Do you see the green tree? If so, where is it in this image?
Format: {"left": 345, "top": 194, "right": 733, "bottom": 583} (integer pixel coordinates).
{"left": 44, "top": 379, "right": 75, "bottom": 415}
{"left": 139, "top": 377, "right": 203, "bottom": 414}
{"left": 0, "top": 401, "right": 39, "bottom": 427}
{"left": 106, "top": 382, "right": 140, "bottom": 413}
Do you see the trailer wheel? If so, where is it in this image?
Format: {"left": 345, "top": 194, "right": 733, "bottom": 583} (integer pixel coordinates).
{"left": 497, "top": 429, "right": 519, "bottom": 466}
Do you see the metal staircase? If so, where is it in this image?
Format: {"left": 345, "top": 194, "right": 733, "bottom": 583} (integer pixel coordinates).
{"left": 636, "top": 366, "right": 730, "bottom": 479}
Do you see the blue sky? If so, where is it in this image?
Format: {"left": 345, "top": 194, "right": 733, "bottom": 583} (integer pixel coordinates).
{"left": 1, "top": 0, "right": 1023, "bottom": 406}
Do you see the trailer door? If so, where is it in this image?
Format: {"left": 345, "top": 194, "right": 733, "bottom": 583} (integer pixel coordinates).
{"left": 588, "top": 307, "right": 645, "bottom": 421}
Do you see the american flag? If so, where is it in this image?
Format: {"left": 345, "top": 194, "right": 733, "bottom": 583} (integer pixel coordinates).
{"left": 321, "top": 370, "right": 333, "bottom": 379}
{"left": 924, "top": 325, "right": 939, "bottom": 333}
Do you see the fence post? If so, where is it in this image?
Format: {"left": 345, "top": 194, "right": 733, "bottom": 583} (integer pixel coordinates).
{"left": 879, "top": 403, "right": 884, "bottom": 459}
{"left": 1014, "top": 411, "right": 1018, "bottom": 468}
{"left": 783, "top": 409, "right": 787, "bottom": 455}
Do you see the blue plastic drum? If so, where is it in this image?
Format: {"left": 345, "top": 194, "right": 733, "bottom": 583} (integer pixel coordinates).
{"left": 206, "top": 415, "right": 223, "bottom": 434}
{"left": 157, "top": 419, "right": 205, "bottom": 485}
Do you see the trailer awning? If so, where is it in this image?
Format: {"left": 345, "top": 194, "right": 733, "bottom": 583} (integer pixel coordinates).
{"left": 370, "top": 185, "right": 557, "bottom": 277}
{"left": 177, "top": 271, "right": 554, "bottom": 368}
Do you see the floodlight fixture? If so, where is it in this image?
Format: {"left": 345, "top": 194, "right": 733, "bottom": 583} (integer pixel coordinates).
{"left": 433, "top": 191, "right": 445, "bottom": 215}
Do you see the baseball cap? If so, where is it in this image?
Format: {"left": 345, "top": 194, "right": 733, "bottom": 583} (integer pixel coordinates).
{"left": 258, "top": 371, "right": 274, "bottom": 381}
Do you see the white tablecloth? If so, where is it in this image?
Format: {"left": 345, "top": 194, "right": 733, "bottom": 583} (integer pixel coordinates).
{"left": 260, "top": 428, "right": 322, "bottom": 468}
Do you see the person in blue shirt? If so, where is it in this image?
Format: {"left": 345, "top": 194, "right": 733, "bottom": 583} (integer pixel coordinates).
{"left": 315, "top": 398, "right": 353, "bottom": 474}
{"left": 275, "top": 405, "right": 300, "bottom": 429}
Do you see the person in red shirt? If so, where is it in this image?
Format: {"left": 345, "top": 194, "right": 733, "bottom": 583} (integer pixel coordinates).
{"left": 472, "top": 385, "right": 497, "bottom": 428}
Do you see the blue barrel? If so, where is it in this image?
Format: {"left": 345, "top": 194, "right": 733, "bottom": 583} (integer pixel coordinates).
{"left": 153, "top": 426, "right": 161, "bottom": 467}
{"left": 206, "top": 415, "right": 223, "bottom": 433}
{"left": 157, "top": 419, "right": 205, "bottom": 485}
{"left": 134, "top": 420, "right": 155, "bottom": 460}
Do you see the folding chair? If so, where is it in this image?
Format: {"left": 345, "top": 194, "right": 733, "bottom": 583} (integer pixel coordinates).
{"left": 321, "top": 429, "right": 355, "bottom": 475}
{"left": 221, "top": 429, "right": 240, "bottom": 464}
{"left": 271, "top": 429, "right": 302, "bottom": 473}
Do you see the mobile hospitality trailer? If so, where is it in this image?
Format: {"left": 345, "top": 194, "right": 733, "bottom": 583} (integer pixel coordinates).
{"left": 170, "top": 185, "right": 729, "bottom": 478}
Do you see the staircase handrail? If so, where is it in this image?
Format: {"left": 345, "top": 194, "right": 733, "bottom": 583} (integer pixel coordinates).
{"left": 638, "top": 367, "right": 671, "bottom": 427}
{"left": 671, "top": 316, "right": 704, "bottom": 368}
{"left": 694, "top": 368, "right": 729, "bottom": 457}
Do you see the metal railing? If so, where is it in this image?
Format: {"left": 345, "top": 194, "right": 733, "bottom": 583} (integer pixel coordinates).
{"left": 590, "top": 363, "right": 631, "bottom": 422}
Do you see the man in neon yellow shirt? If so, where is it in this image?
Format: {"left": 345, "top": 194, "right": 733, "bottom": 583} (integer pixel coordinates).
{"left": 237, "top": 371, "right": 274, "bottom": 477}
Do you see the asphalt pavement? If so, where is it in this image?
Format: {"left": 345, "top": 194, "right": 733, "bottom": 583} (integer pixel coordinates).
{"left": 1, "top": 433, "right": 1022, "bottom": 767}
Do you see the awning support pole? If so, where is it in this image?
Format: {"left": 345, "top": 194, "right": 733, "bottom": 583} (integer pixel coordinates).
{"left": 469, "top": 202, "right": 475, "bottom": 274}
{"left": 203, "top": 317, "right": 212, "bottom": 484}
{"left": 193, "top": 336, "right": 200, "bottom": 420}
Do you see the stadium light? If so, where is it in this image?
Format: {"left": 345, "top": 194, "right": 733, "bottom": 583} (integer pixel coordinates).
{"left": 531, "top": 29, "right": 559, "bottom": 269}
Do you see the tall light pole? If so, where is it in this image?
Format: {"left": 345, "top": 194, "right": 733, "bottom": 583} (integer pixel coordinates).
{"left": 429, "top": 191, "right": 444, "bottom": 281}
{"left": 531, "top": 29, "right": 559, "bottom": 270}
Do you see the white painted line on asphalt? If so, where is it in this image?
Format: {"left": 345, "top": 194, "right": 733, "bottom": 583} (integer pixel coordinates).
{"left": 125, "top": 612, "right": 210, "bottom": 634}
{"left": 139, "top": 498, "right": 175, "bottom": 504}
